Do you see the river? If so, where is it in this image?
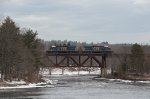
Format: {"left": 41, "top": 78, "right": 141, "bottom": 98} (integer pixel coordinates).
{"left": 0, "top": 75, "right": 150, "bottom": 99}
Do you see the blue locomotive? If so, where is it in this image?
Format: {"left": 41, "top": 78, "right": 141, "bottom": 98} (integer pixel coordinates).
{"left": 49, "top": 45, "right": 111, "bottom": 53}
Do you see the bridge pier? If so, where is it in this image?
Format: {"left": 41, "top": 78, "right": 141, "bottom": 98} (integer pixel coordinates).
{"left": 101, "top": 68, "right": 107, "bottom": 77}
{"left": 62, "top": 68, "right": 64, "bottom": 75}
{"left": 101, "top": 55, "right": 107, "bottom": 77}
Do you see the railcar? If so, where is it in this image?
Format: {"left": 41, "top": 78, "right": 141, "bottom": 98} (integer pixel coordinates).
{"left": 49, "top": 45, "right": 111, "bottom": 53}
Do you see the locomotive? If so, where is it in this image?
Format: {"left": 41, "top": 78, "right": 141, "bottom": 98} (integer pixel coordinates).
{"left": 49, "top": 45, "right": 111, "bottom": 53}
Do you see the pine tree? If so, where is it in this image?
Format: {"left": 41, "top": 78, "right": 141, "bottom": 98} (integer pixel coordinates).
{"left": 21, "top": 29, "right": 43, "bottom": 82}
{"left": 0, "top": 16, "right": 20, "bottom": 81}
{"left": 130, "top": 43, "right": 145, "bottom": 75}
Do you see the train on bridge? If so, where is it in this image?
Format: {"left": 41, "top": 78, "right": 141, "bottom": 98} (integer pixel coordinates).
{"left": 49, "top": 45, "right": 111, "bottom": 53}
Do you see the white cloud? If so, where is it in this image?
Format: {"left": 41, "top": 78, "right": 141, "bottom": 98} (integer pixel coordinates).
{"left": 15, "top": 15, "right": 49, "bottom": 22}
{"left": 132, "top": 0, "right": 150, "bottom": 14}
{"left": 10, "top": 0, "right": 25, "bottom": 5}
{"left": 1, "top": 0, "right": 150, "bottom": 43}
{"left": 0, "top": 0, "right": 10, "bottom": 3}
{"left": 0, "top": 0, "right": 25, "bottom": 5}
{"left": 134, "top": 0, "right": 150, "bottom": 4}
{"left": 133, "top": 0, "right": 150, "bottom": 6}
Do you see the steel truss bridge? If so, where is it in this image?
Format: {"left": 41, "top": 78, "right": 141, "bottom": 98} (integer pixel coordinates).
{"left": 46, "top": 46, "right": 112, "bottom": 75}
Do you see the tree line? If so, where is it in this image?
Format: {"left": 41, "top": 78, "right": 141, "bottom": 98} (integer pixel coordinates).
{"left": 108, "top": 43, "right": 150, "bottom": 78}
{"left": 0, "top": 17, "right": 45, "bottom": 82}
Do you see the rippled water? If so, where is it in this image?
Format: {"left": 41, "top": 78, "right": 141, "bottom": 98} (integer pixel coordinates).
{"left": 0, "top": 75, "right": 150, "bottom": 99}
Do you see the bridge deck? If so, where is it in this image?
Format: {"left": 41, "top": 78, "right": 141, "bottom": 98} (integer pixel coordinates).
{"left": 46, "top": 50, "right": 112, "bottom": 56}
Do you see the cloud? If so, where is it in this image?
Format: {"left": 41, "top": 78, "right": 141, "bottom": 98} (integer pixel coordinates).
{"left": 0, "top": 0, "right": 26, "bottom": 6}
{"left": 134, "top": 0, "right": 150, "bottom": 6}
{"left": 133, "top": 0, "right": 150, "bottom": 10}
{"left": 1, "top": 0, "right": 150, "bottom": 43}
{"left": 15, "top": 15, "right": 49, "bottom": 22}
{"left": 0, "top": 0, "right": 10, "bottom": 3}
{"left": 132, "top": 0, "right": 150, "bottom": 14}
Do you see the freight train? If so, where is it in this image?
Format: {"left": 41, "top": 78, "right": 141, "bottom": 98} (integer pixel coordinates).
{"left": 49, "top": 45, "right": 111, "bottom": 53}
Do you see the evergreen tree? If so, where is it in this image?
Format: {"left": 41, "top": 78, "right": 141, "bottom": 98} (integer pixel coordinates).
{"left": 130, "top": 43, "right": 145, "bottom": 75}
{"left": 0, "top": 16, "right": 20, "bottom": 80}
{"left": 21, "top": 29, "right": 43, "bottom": 82}
{"left": 0, "top": 17, "right": 44, "bottom": 82}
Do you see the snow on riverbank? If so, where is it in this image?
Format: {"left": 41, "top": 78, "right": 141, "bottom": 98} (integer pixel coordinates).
{"left": 1, "top": 68, "right": 149, "bottom": 89}
{"left": 1, "top": 68, "right": 99, "bottom": 90}
{"left": 0, "top": 79, "right": 57, "bottom": 90}
{"left": 94, "top": 77, "right": 150, "bottom": 84}
{"left": 0, "top": 83, "right": 48, "bottom": 89}
{"left": 5, "top": 80, "right": 26, "bottom": 85}
{"left": 40, "top": 68, "right": 101, "bottom": 76}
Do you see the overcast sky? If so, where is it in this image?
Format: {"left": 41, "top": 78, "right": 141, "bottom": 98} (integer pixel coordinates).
{"left": 1, "top": 0, "right": 150, "bottom": 44}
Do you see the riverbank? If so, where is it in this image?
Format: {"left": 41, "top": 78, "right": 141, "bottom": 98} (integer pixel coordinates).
{"left": 81, "top": 74, "right": 150, "bottom": 85}
{"left": 125, "top": 74, "right": 150, "bottom": 81}
{"left": 0, "top": 78, "right": 57, "bottom": 89}
{"left": 103, "top": 72, "right": 150, "bottom": 81}
{"left": 0, "top": 70, "right": 150, "bottom": 89}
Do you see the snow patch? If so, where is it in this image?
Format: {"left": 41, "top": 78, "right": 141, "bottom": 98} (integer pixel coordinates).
{"left": 136, "top": 81, "right": 150, "bottom": 84}
{"left": 41, "top": 68, "right": 101, "bottom": 76}
{"left": 0, "top": 79, "right": 57, "bottom": 90}
{"left": 0, "top": 83, "right": 54, "bottom": 89}
{"left": 94, "top": 78, "right": 150, "bottom": 84}
{"left": 42, "top": 78, "right": 58, "bottom": 85}
{"left": 94, "top": 78, "right": 133, "bottom": 83}
{"left": 5, "top": 80, "right": 26, "bottom": 85}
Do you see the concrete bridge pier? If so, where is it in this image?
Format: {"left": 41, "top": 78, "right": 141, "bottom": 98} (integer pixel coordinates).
{"left": 101, "top": 55, "right": 107, "bottom": 77}
{"left": 101, "top": 68, "right": 107, "bottom": 77}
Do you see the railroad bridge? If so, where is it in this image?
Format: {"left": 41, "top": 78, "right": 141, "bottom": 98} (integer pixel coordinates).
{"left": 46, "top": 45, "right": 112, "bottom": 76}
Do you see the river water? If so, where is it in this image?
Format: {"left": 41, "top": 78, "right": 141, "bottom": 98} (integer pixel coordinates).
{"left": 0, "top": 75, "right": 150, "bottom": 99}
